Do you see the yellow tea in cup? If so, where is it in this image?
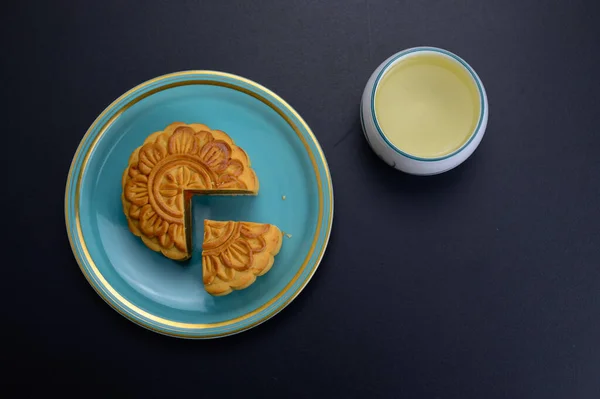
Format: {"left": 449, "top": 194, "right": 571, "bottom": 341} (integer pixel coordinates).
{"left": 374, "top": 53, "right": 481, "bottom": 158}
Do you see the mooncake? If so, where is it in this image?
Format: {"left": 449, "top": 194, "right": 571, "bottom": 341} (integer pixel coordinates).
{"left": 121, "top": 122, "right": 259, "bottom": 260}
{"left": 202, "top": 220, "right": 283, "bottom": 296}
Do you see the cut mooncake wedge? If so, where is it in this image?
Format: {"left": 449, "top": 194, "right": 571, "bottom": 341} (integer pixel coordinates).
{"left": 202, "top": 220, "right": 283, "bottom": 296}
{"left": 121, "top": 122, "right": 258, "bottom": 260}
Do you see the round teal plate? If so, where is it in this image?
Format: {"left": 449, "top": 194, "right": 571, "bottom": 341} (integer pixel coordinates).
{"left": 65, "top": 71, "right": 333, "bottom": 338}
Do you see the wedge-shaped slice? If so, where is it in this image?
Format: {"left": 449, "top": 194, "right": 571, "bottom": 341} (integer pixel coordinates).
{"left": 121, "top": 122, "right": 258, "bottom": 260}
{"left": 202, "top": 220, "right": 283, "bottom": 296}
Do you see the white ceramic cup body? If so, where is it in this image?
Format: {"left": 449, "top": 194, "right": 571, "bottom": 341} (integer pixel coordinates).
{"left": 360, "top": 46, "right": 489, "bottom": 175}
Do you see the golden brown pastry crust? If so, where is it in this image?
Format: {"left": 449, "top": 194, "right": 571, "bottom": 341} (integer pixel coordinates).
{"left": 202, "top": 220, "right": 283, "bottom": 296}
{"left": 121, "top": 122, "right": 259, "bottom": 260}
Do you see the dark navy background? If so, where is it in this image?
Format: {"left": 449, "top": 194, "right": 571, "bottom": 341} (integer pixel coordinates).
{"left": 4, "top": 1, "right": 600, "bottom": 397}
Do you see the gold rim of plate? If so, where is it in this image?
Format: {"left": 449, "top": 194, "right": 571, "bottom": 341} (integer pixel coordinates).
{"left": 64, "top": 70, "right": 334, "bottom": 338}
